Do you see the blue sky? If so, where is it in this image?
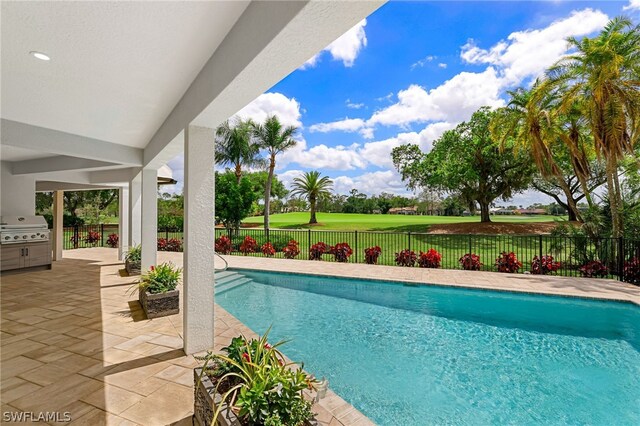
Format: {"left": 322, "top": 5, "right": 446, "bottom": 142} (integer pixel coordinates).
{"left": 168, "top": 0, "right": 638, "bottom": 206}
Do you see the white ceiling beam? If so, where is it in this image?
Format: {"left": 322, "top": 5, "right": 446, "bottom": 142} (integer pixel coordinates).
{"left": 1, "top": 119, "right": 143, "bottom": 166}
{"left": 36, "top": 181, "right": 119, "bottom": 192}
{"left": 143, "top": 0, "right": 384, "bottom": 168}
{"left": 11, "top": 155, "right": 121, "bottom": 175}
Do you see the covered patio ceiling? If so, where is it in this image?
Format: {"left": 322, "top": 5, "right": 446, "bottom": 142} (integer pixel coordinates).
{"left": 1, "top": 0, "right": 384, "bottom": 187}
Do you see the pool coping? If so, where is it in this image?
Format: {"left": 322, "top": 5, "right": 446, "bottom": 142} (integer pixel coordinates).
{"left": 220, "top": 255, "right": 640, "bottom": 307}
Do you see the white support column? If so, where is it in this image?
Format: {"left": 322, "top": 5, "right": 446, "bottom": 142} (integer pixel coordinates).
{"left": 52, "top": 190, "right": 64, "bottom": 261}
{"left": 183, "top": 125, "right": 215, "bottom": 354}
{"left": 118, "top": 187, "right": 129, "bottom": 260}
{"left": 128, "top": 171, "right": 142, "bottom": 247}
{"left": 140, "top": 168, "right": 157, "bottom": 272}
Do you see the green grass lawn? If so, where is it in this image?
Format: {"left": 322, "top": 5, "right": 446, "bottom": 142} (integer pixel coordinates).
{"left": 243, "top": 212, "right": 566, "bottom": 231}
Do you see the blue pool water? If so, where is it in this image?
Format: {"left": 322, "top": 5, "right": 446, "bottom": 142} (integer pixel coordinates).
{"left": 216, "top": 270, "right": 640, "bottom": 425}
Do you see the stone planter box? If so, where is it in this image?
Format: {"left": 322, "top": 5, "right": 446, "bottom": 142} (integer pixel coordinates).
{"left": 125, "top": 260, "right": 141, "bottom": 275}
{"left": 139, "top": 289, "right": 179, "bottom": 319}
{"left": 193, "top": 368, "right": 319, "bottom": 426}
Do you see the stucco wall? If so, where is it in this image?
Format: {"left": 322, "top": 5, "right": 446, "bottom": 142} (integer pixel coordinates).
{"left": 1, "top": 161, "right": 35, "bottom": 217}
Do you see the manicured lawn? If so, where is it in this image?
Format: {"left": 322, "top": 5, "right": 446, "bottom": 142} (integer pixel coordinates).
{"left": 243, "top": 212, "right": 566, "bottom": 231}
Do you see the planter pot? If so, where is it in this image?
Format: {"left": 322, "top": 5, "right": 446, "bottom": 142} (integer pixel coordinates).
{"left": 139, "top": 289, "right": 179, "bottom": 319}
{"left": 193, "top": 368, "right": 320, "bottom": 426}
{"left": 194, "top": 368, "right": 241, "bottom": 426}
{"left": 125, "top": 260, "right": 141, "bottom": 275}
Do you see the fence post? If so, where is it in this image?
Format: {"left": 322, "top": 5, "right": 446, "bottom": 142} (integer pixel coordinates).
{"left": 355, "top": 230, "right": 358, "bottom": 263}
{"left": 618, "top": 237, "right": 624, "bottom": 281}
{"left": 101, "top": 224, "right": 105, "bottom": 247}
{"left": 408, "top": 231, "right": 411, "bottom": 252}
{"left": 539, "top": 234, "right": 543, "bottom": 261}
{"left": 165, "top": 228, "right": 169, "bottom": 240}
{"left": 73, "top": 225, "right": 79, "bottom": 249}
{"left": 307, "top": 229, "right": 311, "bottom": 253}
{"left": 468, "top": 234, "right": 472, "bottom": 256}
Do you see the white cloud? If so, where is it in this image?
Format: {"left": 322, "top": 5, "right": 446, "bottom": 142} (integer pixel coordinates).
{"left": 460, "top": 8, "right": 609, "bottom": 84}
{"left": 368, "top": 67, "right": 505, "bottom": 128}
{"left": 277, "top": 139, "right": 368, "bottom": 171}
{"left": 234, "top": 92, "right": 302, "bottom": 128}
{"left": 301, "top": 19, "right": 368, "bottom": 69}
{"left": 376, "top": 92, "right": 394, "bottom": 102}
{"left": 410, "top": 55, "right": 436, "bottom": 70}
{"left": 438, "top": 63, "right": 447, "bottom": 69}
{"left": 623, "top": 0, "right": 640, "bottom": 10}
{"left": 332, "top": 171, "right": 410, "bottom": 196}
{"left": 346, "top": 99, "right": 365, "bottom": 109}
{"left": 309, "top": 118, "right": 367, "bottom": 134}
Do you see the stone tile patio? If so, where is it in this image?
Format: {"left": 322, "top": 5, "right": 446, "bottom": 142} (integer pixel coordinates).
{"left": 1, "top": 248, "right": 370, "bottom": 426}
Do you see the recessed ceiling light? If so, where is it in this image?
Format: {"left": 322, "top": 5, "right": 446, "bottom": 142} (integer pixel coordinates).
{"left": 30, "top": 51, "right": 50, "bottom": 61}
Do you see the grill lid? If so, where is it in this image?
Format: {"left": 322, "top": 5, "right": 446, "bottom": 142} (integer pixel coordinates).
{"left": 0, "top": 215, "right": 48, "bottom": 229}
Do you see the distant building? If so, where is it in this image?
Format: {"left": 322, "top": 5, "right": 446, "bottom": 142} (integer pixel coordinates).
{"left": 515, "top": 208, "right": 547, "bottom": 215}
{"left": 388, "top": 206, "right": 418, "bottom": 215}
{"left": 491, "top": 208, "right": 516, "bottom": 215}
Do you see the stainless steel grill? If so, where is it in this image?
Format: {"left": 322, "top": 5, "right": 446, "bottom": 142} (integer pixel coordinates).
{"left": 0, "top": 216, "right": 50, "bottom": 245}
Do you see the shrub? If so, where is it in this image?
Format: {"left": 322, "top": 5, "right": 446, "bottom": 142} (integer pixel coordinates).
{"left": 364, "top": 246, "right": 382, "bottom": 265}
{"left": 282, "top": 240, "right": 300, "bottom": 259}
{"left": 495, "top": 251, "right": 523, "bottom": 273}
{"left": 215, "top": 235, "right": 232, "bottom": 254}
{"left": 579, "top": 260, "right": 608, "bottom": 278}
{"left": 69, "top": 234, "right": 79, "bottom": 246}
{"left": 418, "top": 249, "right": 442, "bottom": 268}
{"left": 125, "top": 245, "right": 141, "bottom": 263}
{"left": 530, "top": 255, "right": 561, "bottom": 275}
{"left": 239, "top": 236, "right": 258, "bottom": 255}
{"left": 261, "top": 242, "right": 276, "bottom": 257}
{"left": 195, "top": 329, "right": 316, "bottom": 426}
{"left": 459, "top": 253, "right": 482, "bottom": 271}
{"left": 140, "top": 262, "right": 182, "bottom": 294}
{"left": 106, "top": 233, "right": 119, "bottom": 248}
{"left": 395, "top": 249, "right": 417, "bottom": 267}
{"left": 309, "top": 242, "right": 329, "bottom": 261}
{"left": 166, "top": 238, "right": 183, "bottom": 252}
{"left": 157, "top": 238, "right": 168, "bottom": 251}
{"left": 84, "top": 231, "right": 101, "bottom": 245}
{"left": 330, "top": 242, "right": 353, "bottom": 263}
{"left": 623, "top": 257, "right": 640, "bottom": 284}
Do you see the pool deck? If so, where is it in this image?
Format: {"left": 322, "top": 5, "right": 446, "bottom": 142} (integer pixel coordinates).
{"left": 222, "top": 254, "right": 640, "bottom": 306}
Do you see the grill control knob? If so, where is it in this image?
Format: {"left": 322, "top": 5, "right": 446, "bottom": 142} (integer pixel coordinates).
{"left": 4, "top": 236, "right": 9, "bottom": 240}
{"left": 14, "top": 235, "right": 19, "bottom": 240}
{"left": 31, "top": 235, "right": 36, "bottom": 239}
{"left": 22, "top": 235, "right": 27, "bottom": 239}
{"left": 41, "top": 234, "right": 46, "bottom": 238}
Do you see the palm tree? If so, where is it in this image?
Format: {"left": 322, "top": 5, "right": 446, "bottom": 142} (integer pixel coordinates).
{"left": 289, "top": 171, "right": 333, "bottom": 224}
{"left": 491, "top": 85, "right": 593, "bottom": 222}
{"left": 543, "top": 17, "right": 640, "bottom": 237}
{"left": 252, "top": 115, "right": 298, "bottom": 229}
{"left": 215, "top": 118, "right": 264, "bottom": 184}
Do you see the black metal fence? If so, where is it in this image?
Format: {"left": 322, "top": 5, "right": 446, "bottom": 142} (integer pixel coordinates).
{"left": 63, "top": 225, "right": 640, "bottom": 281}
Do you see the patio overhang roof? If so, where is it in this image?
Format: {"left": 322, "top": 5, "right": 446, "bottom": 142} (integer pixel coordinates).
{"left": 1, "top": 0, "right": 384, "bottom": 188}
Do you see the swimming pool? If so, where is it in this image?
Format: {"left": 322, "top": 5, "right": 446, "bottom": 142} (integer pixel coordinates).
{"left": 215, "top": 269, "right": 640, "bottom": 425}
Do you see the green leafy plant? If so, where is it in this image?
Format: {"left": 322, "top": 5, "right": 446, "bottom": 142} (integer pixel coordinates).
{"left": 139, "top": 262, "right": 182, "bottom": 294}
{"left": 125, "top": 245, "right": 142, "bottom": 263}
{"left": 196, "top": 329, "right": 316, "bottom": 426}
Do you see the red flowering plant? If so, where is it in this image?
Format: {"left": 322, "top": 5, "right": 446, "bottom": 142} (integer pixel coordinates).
{"left": 418, "top": 249, "right": 442, "bottom": 268}
{"left": 459, "top": 253, "right": 482, "bottom": 271}
{"left": 166, "top": 238, "right": 183, "bottom": 252}
{"left": 215, "top": 235, "right": 232, "bottom": 254}
{"left": 495, "top": 251, "right": 523, "bottom": 273}
{"left": 623, "top": 257, "right": 640, "bottom": 285}
{"left": 261, "top": 242, "right": 276, "bottom": 257}
{"left": 395, "top": 249, "right": 417, "bottom": 267}
{"left": 239, "top": 236, "right": 258, "bottom": 255}
{"left": 157, "top": 238, "right": 168, "bottom": 251}
{"left": 309, "top": 242, "right": 329, "bottom": 261}
{"left": 330, "top": 242, "right": 353, "bottom": 263}
{"left": 106, "top": 233, "right": 119, "bottom": 248}
{"left": 84, "top": 231, "right": 101, "bottom": 246}
{"left": 530, "top": 255, "right": 561, "bottom": 275}
{"left": 364, "top": 246, "right": 382, "bottom": 264}
{"left": 579, "top": 260, "right": 608, "bottom": 278}
{"left": 282, "top": 240, "right": 300, "bottom": 259}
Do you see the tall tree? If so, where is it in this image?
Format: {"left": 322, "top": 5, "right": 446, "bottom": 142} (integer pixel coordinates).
{"left": 393, "top": 107, "right": 533, "bottom": 222}
{"left": 214, "top": 172, "right": 256, "bottom": 234}
{"left": 215, "top": 118, "right": 264, "bottom": 184}
{"left": 289, "top": 171, "right": 333, "bottom": 224}
{"left": 543, "top": 17, "right": 640, "bottom": 237}
{"left": 252, "top": 115, "right": 298, "bottom": 229}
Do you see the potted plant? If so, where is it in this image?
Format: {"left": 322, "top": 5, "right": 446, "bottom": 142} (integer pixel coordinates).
{"left": 125, "top": 245, "right": 142, "bottom": 275}
{"left": 194, "top": 329, "right": 318, "bottom": 426}
{"left": 138, "top": 262, "right": 181, "bottom": 319}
